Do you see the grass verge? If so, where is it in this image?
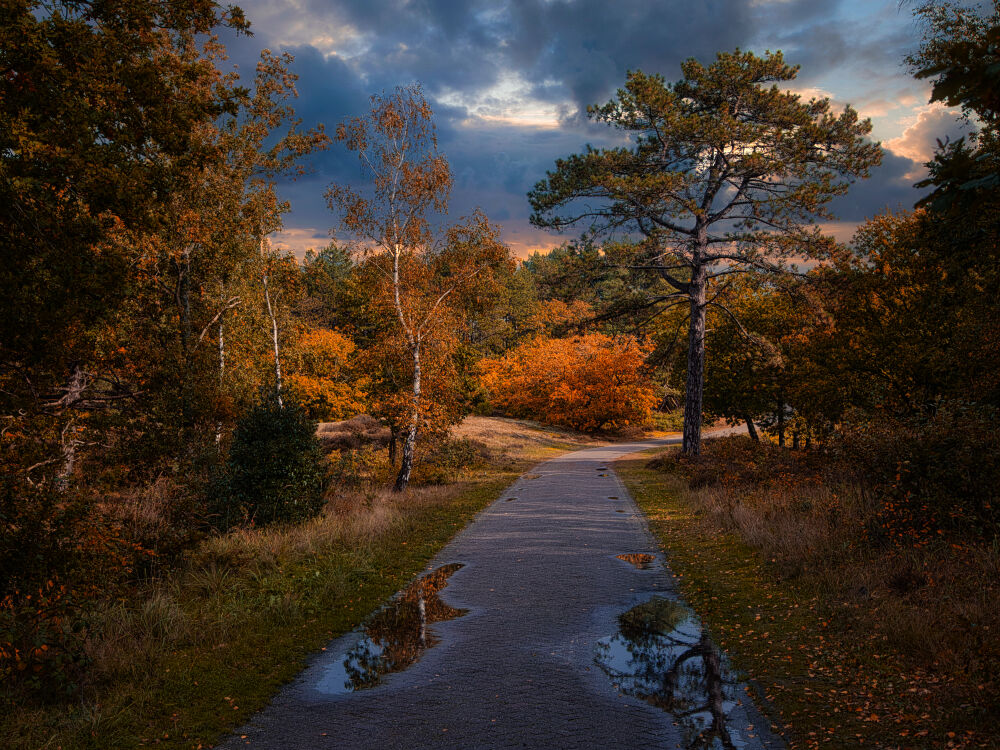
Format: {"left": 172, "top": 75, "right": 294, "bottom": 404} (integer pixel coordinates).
{"left": 617, "top": 445, "right": 996, "bottom": 750}
{"left": 5, "top": 417, "right": 588, "bottom": 750}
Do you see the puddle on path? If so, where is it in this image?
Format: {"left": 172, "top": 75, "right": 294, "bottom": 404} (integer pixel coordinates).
{"left": 316, "top": 563, "right": 467, "bottom": 695}
{"left": 596, "top": 596, "right": 755, "bottom": 749}
{"left": 616, "top": 553, "right": 656, "bottom": 570}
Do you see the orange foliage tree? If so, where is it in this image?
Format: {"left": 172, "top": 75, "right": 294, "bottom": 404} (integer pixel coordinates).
{"left": 480, "top": 334, "right": 657, "bottom": 432}
{"left": 534, "top": 299, "right": 593, "bottom": 335}
{"left": 285, "top": 328, "right": 366, "bottom": 421}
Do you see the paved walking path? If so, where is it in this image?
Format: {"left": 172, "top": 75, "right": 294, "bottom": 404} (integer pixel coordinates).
{"left": 220, "top": 436, "right": 783, "bottom": 749}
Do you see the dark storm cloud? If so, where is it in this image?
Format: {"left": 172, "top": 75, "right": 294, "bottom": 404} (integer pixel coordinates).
{"left": 766, "top": 12, "right": 916, "bottom": 90}
{"left": 307, "top": 0, "right": 757, "bottom": 110}
{"left": 831, "top": 151, "right": 928, "bottom": 222}
{"left": 228, "top": 0, "right": 935, "bottom": 252}
{"left": 500, "top": 0, "right": 755, "bottom": 109}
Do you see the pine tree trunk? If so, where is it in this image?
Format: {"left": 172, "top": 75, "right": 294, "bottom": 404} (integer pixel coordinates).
{"left": 393, "top": 346, "right": 421, "bottom": 492}
{"left": 682, "top": 267, "right": 707, "bottom": 456}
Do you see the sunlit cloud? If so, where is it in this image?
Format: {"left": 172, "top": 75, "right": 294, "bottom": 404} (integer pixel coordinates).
{"left": 438, "top": 71, "right": 570, "bottom": 130}
{"left": 271, "top": 227, "right": 329, "bottom": 260}
{"left": 505, "top": 229, "right": 564, "bottom": 260}
{"left": 785, "top": 85, "right": 836, "bottom": 102}
{"left": 819, "top": 221, "right": 861, "bottom": 244}
{"left": 885, "top": 102, "right": 972, "bottom": 176}
{"left": 474, "top": 112, "right": 562, "bottom": 129}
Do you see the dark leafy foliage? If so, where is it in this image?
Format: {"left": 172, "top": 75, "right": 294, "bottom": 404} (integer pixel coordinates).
{"left": 0, "top": 478, "right": 140, "bottom": 699}
{"left": 213, "top": 400, "right": 328, "bottom": 528}
{"left": 840, "top": 404, "right": 1000, "bottom": 544}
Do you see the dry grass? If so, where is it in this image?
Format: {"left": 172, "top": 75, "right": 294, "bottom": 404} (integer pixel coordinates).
{"left": 195, "top": 484, "right": 462, "bottom": 569}
{"left": 318, "top": 413, "right": 603, "bottom": 458}
{"left": 621, "top": 438, "right": 999, "bottom": 748}
{"left": 657, "top": 449, "right": 1000, "bottom": 679}
{"left": 317, "top": 414, "right": 391, "bottom": 451}
{"left": 5, "top": 416, "right": 594, "bottom": 750}
{"left": 84, "top": 485, "right": 452, "bottom": 683}
{"left": 452, "top": 415, "right": 605, "bottom": 460}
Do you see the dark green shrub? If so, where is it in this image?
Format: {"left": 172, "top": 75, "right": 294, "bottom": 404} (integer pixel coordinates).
{"left": 839, "top": 402, "right": 1000, "bottom": 543}
{"left": 213, "top": 400, "right": 328, "bottom": 528}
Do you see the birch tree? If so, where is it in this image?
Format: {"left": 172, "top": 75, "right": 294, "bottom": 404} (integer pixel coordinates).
{"left": 529, "top": 50, "right": 882, "bottom": 454}
{"left": 328, "top": 86, "right": 510, "bottom": 491}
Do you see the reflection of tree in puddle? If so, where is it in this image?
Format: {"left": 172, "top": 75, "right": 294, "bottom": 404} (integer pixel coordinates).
{"left": 336, "top": 563, "right": 467, "bottom": 692}
{"left": 616, "top": 553, "right": 656, "bottom": 570}
{"left": 596, "top": 596, "right": 749, "bottom": 749}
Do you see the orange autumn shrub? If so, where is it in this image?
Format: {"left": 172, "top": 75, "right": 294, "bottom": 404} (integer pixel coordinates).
{"left": 480, "top": 334, "right": 656, "bottom": 432}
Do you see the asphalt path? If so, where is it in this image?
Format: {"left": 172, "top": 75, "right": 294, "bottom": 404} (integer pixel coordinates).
{"left": 219, "top": 431, "right": 781, "bottom": 749}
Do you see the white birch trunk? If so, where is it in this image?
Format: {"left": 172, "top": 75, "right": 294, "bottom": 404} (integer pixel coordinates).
{"left": 394, "top": 344, "right": 420, "bottom": 492}
{"left": 55, "top": 365, "right": 86, "bottom": 488}
{"left": 259, "top": 234, "right": 284, "bottom": 409}
{"left": 215, "top": 318, "right": 225, "bottom": 446}
{"left": 263, "top": 272, "right": 283, "bottom": 408}
{"left": 391, "top": 242, "right": 421, "bottom": 492}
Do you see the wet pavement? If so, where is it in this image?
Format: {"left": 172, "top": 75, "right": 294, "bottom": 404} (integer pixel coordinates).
{"left": 219, "top": 435, "right": 783, "bottom": 749}
{"left": 316, "top": 564, "right": 468, "bottom": 695}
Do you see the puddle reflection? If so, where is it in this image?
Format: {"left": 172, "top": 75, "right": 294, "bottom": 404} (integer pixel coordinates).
{"left": 616, "top": 553, "right": 656, "bottom": 570}
{"left": 596, "top": 596, "right": 752, "bottom": 749}
{"left": 317, "top": 563, "right": 467, "bottom": 694}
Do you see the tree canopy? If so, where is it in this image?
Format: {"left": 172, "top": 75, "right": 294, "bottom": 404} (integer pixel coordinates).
{"left": 529, "top": 50, "right": 881, "bottom": 453}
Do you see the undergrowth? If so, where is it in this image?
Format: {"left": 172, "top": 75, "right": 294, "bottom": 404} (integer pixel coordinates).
{"left": 1, "top": 416, "right": 570, "bottom": 750}
{"left": 619, "top": 436, "right": 998, "bottom": 749}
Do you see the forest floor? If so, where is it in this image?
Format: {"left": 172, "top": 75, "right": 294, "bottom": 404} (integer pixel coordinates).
{"left": 617, "top": 442, "right": 998, "bottom": 749}
{"left": 4, "top": 418, "right": 600, "bottom": 750}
